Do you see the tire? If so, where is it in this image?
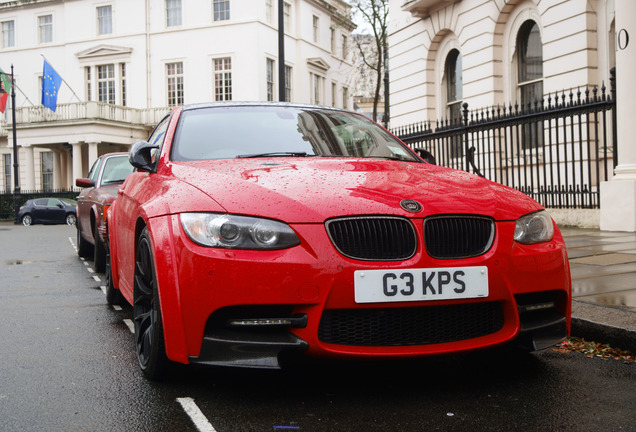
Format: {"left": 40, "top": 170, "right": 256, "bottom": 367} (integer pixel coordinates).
{"left": 93, "top": 219, "right": 106, "bottom": 273}
{"left": 133, "top": 227, "right": 170, "bottom": 380}
{"left": 66, "top": 213, "right": 76, "bottom": 226}
{"left": 105, "top": 242, "right": 125, "bottom": 306}
{"left": 77, "top": 222, "right": 93, "bottom": 258}
{"left": 21, "top": 214, "right": 32, "bottom": 226}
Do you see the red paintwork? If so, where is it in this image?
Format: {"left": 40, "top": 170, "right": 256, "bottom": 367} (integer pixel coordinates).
{"left": 108, "top": 105, "right": 571, "bottom": 365}
{"left": 76, "top": 153, "right": 129, "bottom": 246}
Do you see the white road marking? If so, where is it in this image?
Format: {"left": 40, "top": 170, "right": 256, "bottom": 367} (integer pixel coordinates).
{"left": 113, "top": 305, "right": 122, "bottom": 311}
{"left": 92, "top": 275, "right": 101, "bottom": 282}
{"left": 177, "top": 398, "right": 217, "bottom": 432}
{"left": 123, "top": 319, "right": 134, "bottom": 333}
{"left": 87, "top": 267, "right": 95, "bottom": 273}
{"left": 100, "top": 285, "right": 106, "bottom": 294}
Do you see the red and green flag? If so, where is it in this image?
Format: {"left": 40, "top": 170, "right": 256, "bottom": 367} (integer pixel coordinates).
{"left": 0, "top": 67, "right": 11, "bottom": 113}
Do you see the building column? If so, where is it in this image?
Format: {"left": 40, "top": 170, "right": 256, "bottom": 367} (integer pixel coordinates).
{"left": 600, "top": 0, "right": 636, "bottom": 232}
{"left": 24, "top": 146, "right": 35, "bottom": 191}
{"left": 88, "top": 142, "right": 99, "bottom": 172}
{"left": 71, "top": 142, "right": 83, "bottom": 185}
{"left": 53, "top": 150, "right": 61, "bottom": 190}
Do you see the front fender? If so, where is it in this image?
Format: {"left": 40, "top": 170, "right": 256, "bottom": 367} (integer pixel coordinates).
{"left": 146, "top": 215, "right": 189, "bottom": 364}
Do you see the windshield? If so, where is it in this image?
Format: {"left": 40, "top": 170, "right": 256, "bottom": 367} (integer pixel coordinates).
{"left": 101, "top": 156, "right": 135, "bottom": 185}
{"left": 170, "top": 106, "right": 420, "bottom": 163}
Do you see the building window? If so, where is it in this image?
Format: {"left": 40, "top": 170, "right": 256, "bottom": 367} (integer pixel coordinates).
{"left": 41, "top": 152, "right": 54, "bottom": 192}
{"left": 516, "top": 20, "right": 543, "bottom": 148}
{"left": 97, "top": 6, "right": 113, "bottom": 35}
{"left": 283, "top": 2, "right": 291, "bottom": 32}
{"left": 342, "top": 87, "right": 348, "bottom": 109}
{"left": 167, "top": 62, "right": 184, "bottom": 106}
{"left": 284, "top": 65, "right": 292, "bottom": 102}
{"left": 214, "top": 57, "right": 232, "bottom": 101}
{"left": 341, "top": 35, "right": 347, "bottom": 59}
{"left": 266, "top": 58, "right": 275, "bottom": 102}
{"left": 38, "top": 15, "right": 53, "bottom": 43}
{"left": 213, "top": 0, "right": 230, "bottom": 22}
{"left": 97, "top": 64, "right": 115, "bottom": 104}
{"left": 85, "top": 67, "right": 92, "bottom": 101}
{"left": 331, "top": 28, "right": 335, "bottom": 53}
{"left": 1, "top": 21, "right": 15, "bottom": 48}
{"left": 331, "top": 82, "right": 336, "bottom": 107}
{"left": 311, "top": 73, "right": 323, "bottom": 105}
{"left": 3, "top": 154, "right": 11, "bottom": 192}
{"left": 166, "top": 0, "right": 182, "bottom": 27}
{"left": 120, "top": 63, "right": 127, "bottom": 106}
{"left": 312, "top": 15, "right": 319, "bottom": 43}
{"left": 266, "top": 0, "right": 274, "bottom": 24}
{"left": 444, "top": 49, "right": 462, "bottom": 121}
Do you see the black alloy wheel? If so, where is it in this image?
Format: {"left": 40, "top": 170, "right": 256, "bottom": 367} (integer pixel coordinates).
{"left": 133, "top": 227, "right": 170, "bottom": 380}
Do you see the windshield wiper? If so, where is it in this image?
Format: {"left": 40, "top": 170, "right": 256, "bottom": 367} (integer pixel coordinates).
{"left": 369, "top": 155, "right": 407, "bottom": 161}
{"left": 101, "top": 179, "right": 127, "bottom": 185}
{"left": 236, "top": 152, "right": 309, "bottom": 158}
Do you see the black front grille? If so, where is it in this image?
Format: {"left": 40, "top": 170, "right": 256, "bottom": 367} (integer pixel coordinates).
{"left": 424, "top": 216, "right": 495, "bottom": 259}
{"left": 326, "top": 217, "right": 417, "bottom": 261}
{"left": 318, "top": 302, "right": 503, "bottom": 346}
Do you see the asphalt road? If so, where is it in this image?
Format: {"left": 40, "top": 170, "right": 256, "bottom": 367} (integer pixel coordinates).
{"left": 1, "top": 222, "right": 634, "bottom": 432}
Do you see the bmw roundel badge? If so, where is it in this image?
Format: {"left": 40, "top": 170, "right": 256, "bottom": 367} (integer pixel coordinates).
{"left": 400, "top": 199, "right": 422, "bottom": 213}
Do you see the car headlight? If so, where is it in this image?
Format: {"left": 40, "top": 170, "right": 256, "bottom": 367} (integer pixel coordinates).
{"left": 514, "top": 210, "right": 554, "bottom": 244}
{"left": 180, "top": 213, "right": 300, "bottom": 250}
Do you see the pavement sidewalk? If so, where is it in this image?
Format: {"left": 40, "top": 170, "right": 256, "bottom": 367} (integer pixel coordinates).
{"left": 561, "top": 227, "right": 636, "bottom": 352}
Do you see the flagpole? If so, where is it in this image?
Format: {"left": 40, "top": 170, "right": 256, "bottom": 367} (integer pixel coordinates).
{"left": 13, "top": 82, "right": 36, "bottom": 106}
{"left": 9, "top": 65, "right": 19, "bottom": 223}
{"left": 40, "top": 54, "right": 82, "bottom": 103}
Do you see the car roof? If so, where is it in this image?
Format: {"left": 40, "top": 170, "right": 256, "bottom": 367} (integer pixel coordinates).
{"left": 180, "top": 101, "right": 353, "bottom": 114}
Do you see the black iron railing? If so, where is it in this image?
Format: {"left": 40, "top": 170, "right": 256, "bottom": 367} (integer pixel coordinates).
{"left": 393, "top": 70, "right": 617, "bottom": 209}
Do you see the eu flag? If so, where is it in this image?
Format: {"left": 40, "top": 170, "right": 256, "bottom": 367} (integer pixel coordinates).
{"left": 42, "top": 59, "right": 62, "bottom": 112}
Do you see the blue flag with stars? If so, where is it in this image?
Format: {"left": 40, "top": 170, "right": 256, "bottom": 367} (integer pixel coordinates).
{"left": 42, "top": 59, "right": 62, "bottom": 112}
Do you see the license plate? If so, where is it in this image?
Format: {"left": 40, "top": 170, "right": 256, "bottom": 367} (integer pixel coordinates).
{"left": 354, "top": 266, "right": 488, "bottom": 304}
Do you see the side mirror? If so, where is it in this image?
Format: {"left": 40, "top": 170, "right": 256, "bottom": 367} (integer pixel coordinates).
{"left": 129, "top": 140, "right": 160, "bottom": 172}
{"left": 415, "top": 148, "right": 437, "bottom": 165}
{"left": 76, "top": 178, "right": 94, "bottom": 188}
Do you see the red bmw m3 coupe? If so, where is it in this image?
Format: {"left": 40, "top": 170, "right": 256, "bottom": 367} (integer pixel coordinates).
{"left": 107, "top": 103, "right": 571, "bottom": 379}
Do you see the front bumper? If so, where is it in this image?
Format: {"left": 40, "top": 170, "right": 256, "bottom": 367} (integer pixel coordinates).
{"left": 149, "top": 214, "right": 571, "bottom": 368}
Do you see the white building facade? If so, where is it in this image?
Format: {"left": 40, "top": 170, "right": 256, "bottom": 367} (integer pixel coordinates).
{"left": 0, "top": 0, "right": 355, "bottom": 192}
{"left": 389, "top": 0, "right": 616, "bottom": 126}
{"left": 389, "top": 0, "right": 636, "bottom": 231}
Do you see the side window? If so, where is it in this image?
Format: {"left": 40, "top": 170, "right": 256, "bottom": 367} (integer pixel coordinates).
{"left": 34, "top": 198, "right": 48, "bottom": 206}
{"left": 147, "top": 115, "right": 171, "bottom": 162}
{"left": 48, "top": 198, "right": 62, "bottom": 207}
{"left": 87, "top": 158, "right": 102, "bottom": 183}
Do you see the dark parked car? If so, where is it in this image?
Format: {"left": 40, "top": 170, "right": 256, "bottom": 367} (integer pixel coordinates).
{"left": 18, "top": 197, "right": 77, "bottom": 226}
{"left": 108, "top": 102, "right": 571, "bottom": 380}
{"left": 76, "top": 153, "right": 134, "bottom": 272}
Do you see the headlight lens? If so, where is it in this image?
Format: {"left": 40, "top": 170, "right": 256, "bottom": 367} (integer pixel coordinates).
{"left": 514, "top": 210, "right": 554, "bottom": 244}
{"left": 180, "top": 213, "right": 300, "bottom": 250}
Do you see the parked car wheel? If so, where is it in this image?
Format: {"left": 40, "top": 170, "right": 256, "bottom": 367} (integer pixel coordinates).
{"left": 76, "top": 223, "right": 93, "bottom": 258}
{"left": 66, "top": 213, "right": 76, "bottom": 226}
{"left": 21, "top": 214, "right": 32, "bottom": 226}
{"left": 133, "top": 228, "right": 170, "bottom": 380}
{"left": 105, "top": 243, "right": 125, "bottom": 306}
{"left": 93, "top": 219, "right": 106, "bottom": 273}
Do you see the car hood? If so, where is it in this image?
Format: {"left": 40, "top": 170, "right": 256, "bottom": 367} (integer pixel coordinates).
{"left": 167, "top": 158, "right": 542, "bottom": 223}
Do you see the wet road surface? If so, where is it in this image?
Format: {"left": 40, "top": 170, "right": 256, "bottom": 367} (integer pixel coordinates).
{"left": 1, "top": 223, "right": 634, "bottom": 431}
